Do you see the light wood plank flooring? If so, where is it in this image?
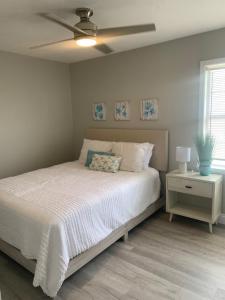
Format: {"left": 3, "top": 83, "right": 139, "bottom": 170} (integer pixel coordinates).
{"left": 1, "top": 211, "right": 225, "bottom": 300}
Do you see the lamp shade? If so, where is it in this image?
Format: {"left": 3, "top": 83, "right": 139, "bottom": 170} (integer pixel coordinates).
{"left": 176, "top": 147, "right": 191, "bottom": 163}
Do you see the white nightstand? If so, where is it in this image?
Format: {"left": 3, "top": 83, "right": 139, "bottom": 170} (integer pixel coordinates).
{"left": 166, "top": 170, "right": 223, "bottom": 233}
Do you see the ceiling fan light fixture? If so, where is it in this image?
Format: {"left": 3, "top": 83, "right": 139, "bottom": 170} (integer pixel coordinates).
{"left": 76, "top": 37, "right": 96, "bottom": 47}
{"left": 33, "top": 8, "right": 156, "bottom": 54}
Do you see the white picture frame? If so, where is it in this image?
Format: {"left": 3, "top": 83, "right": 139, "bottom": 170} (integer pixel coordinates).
{"left": 140, "top": 99, "right": 159, "bottom": 120}
{"left": 93, "top": 103, "right": 106, "bottom": 121}
{"left": 114, "top": 101, "right": 130, "bottom": 121}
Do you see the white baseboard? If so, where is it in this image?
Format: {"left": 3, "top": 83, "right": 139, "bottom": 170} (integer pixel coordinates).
{"left": 218, "top": 214, "right": 225, "bottom": 225}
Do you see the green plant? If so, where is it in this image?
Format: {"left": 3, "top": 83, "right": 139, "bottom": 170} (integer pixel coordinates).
{"left": 195, "top": 134, "right": 215, "bottom": 162}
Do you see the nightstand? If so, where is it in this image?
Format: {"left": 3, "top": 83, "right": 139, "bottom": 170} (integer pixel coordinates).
{"left": 166, "top": 170, "right": 223, "bottom": 233}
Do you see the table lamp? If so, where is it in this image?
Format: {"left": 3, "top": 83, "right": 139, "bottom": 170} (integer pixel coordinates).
{"left": 176, "top": 146, "right": 191, "bottom": 173}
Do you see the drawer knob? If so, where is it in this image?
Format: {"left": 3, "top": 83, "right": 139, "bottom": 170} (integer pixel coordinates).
{"left": 185, "top": 185, "right": 192, "bottom": 189}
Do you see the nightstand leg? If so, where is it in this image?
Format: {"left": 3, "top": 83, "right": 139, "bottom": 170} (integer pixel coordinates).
{"left": 169, "top": 213, "right": 173, "bottom": 223}
{"left": 209, "top": 223, "right": 213, "bottom": 233}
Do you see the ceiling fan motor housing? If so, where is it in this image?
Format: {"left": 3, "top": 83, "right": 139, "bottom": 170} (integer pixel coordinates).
{"left": 75, "top": 7, "right": 97, "bottom": 38}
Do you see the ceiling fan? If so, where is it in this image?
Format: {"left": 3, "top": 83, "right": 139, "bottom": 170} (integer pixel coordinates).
{"left": 31, "top": 7, "right": 156, "bottom": 54}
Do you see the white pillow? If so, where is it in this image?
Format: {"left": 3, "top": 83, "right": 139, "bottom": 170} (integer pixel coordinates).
{"left": 79, "top": 139, "right": 113, "bottom": 164}
{"left": 112, "top": 142, "right": 154, "bottom": 172}
{"left": 144, "top": 143, "right": 154, "bottom": 169}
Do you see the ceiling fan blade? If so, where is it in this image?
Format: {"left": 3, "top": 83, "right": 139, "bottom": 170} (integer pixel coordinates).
{"left": 98, "top": 23, "right": 156, "bottom": 38}
{"left": 30, "top": 38, "right": 74, "bottom": 50}
{"left": 94, "top": 43, "right": 113, "bottom": 54}
{"left": 38, "top": 13, "right": 89, "bottom": 36}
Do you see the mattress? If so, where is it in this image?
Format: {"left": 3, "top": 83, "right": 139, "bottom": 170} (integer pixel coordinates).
{"left": 0, "top": 161, "right": 160, "bottom": 297}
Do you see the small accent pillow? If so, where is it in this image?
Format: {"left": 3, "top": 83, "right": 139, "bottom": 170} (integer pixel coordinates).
{"left": 112, "top": 142, "right": 154, "bottom": 172}
{"left": 79, "top": 139, "right": 113, "bottom": 164}
{"left": 85, "top": 150, "right": 114, "bottom": 167}
{"left": 89, "top": 154, "right": 122, "bottom": 173}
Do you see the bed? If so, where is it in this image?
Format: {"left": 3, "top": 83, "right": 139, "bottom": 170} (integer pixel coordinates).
{"left": 0, "top": 128, "right": 168, "bottom": 297}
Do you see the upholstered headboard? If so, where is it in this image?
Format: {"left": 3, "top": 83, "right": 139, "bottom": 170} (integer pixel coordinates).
{"left": 85, "top": 128, "right": 169, "bottom": 172}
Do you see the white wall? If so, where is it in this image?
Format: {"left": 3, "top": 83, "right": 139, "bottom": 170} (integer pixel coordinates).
{"left": 70, "top": 28, "right": 225, "bottom": 210}
{"left": 0, "top": 51, "right": 74, "bottom": 178}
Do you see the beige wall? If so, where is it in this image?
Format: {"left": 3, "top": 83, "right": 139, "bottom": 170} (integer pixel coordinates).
{"left": 0, "top": 51, "right": 74, "bottom": 178}
{"left": 70, "top": 28, "right": 225, "bottom": 210}
{"left": 70, "top": 28, "right": 225, "bottom": 166}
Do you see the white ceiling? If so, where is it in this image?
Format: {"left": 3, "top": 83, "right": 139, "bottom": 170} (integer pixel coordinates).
{"left": 0, "top": 0, "right": 225, "bottom": 63}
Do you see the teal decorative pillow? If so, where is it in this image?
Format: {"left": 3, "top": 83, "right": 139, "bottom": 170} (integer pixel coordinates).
{"left": 89, "top": 154, "right": 122, "bottom": 173}
{"left": 85, "top": 150, "right": 114, "bottom": 167}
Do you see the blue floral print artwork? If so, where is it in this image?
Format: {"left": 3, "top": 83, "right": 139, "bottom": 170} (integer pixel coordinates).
{"left": 115, "top": 101, "right": 129, "bottom": 121}
{"left": 93, "top": 103, "right": 106, "bottom": 120}
{"left": 141, "top": 99, "right": 158, "bottom": 120}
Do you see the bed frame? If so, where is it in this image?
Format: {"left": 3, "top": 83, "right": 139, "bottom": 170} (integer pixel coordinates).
{"left": 0, "top": 128, "right": 168, "bottom": 293}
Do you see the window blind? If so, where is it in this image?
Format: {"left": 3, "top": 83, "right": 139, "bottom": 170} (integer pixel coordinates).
{"left": 205, "top": 66, "right": 225, "bottom": 168}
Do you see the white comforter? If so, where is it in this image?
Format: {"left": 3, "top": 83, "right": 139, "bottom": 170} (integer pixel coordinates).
{"left": 0, "top": 161, "right": 160, "bottom": 297}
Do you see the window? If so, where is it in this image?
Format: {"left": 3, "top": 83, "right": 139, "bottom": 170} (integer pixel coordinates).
{"left": 200, "top": 58, "right": 225, "bottom": 169}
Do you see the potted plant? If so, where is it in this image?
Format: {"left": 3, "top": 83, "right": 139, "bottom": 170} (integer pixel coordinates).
{"left": 195, "top": 134, "right": 215, "bottom": 176}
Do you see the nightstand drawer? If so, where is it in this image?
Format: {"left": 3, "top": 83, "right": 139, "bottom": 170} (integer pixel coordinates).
{"left": 167, "top": 177, "right": 213, "bottom": 197}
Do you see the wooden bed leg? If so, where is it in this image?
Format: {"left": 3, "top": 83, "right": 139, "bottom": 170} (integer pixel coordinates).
{"left": 169, "top": 213, "right": 173, "bottom": 223}
{"left": 122, "top": 232, "right": 128, "bottom": 242}
{"left": 209, "top": 223, "right": 213, "bottom": 233}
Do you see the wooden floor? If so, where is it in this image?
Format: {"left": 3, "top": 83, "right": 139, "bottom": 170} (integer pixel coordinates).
{"left": 1, "top": 211, "right": 225, "bottom": 300}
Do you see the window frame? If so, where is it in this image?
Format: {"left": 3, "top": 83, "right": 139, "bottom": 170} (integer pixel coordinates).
{"left": 199, "top": 57, "right": 225, "bottom": 172}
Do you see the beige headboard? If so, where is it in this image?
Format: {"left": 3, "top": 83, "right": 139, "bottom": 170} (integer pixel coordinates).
{"left": 86, "top": 128, "right": 169, "bottom": 172}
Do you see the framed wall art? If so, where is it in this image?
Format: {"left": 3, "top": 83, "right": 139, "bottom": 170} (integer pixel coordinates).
{"left": 93, "top": 103, "right": 106, "bottom": 121}
{"left": 140, "top": 98, "right": 158, "bottom": 120}
{"left": 114, "top": 101, "right": 130, "bottom": 121}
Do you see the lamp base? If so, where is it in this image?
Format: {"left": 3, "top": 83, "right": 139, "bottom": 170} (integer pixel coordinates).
{"left": 178, "top": 162, "right": 187, "bottom": 173}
